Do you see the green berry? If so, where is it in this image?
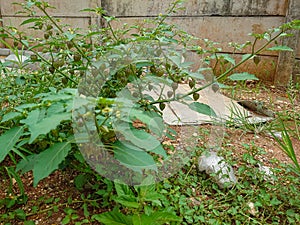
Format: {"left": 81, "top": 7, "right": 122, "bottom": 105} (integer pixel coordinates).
{"left": 189, "top": 80, "right": 195, "bottom": 89}
{"left": 30, "top": 54, "right": 38, "bottom": 61}
{"left": 253, "top": 56, "right": 261, "bottom": 65}
{"left": 171, "top": 82, "right": 178, "bottom": 90}
{"left": 193, "top": 93, "right": 200, "bottom": 101}
{"left": 159, "top": 103, "right": 166, "bottom": 111}
{"left": 73, "top": 53, "right": 82, "bottom": 62}
{"left": 167, "top": 91, "right": 173, "bottom": 98}
{"left": 49, "top": 66, "right": 55, "bottom": 74}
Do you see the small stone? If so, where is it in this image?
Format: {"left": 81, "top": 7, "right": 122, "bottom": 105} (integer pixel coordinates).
{"left": 247, "top": 202, "right": 257, "bottom": 216}
{"left": 198, "top": 151, "right": 237, "bottom": 188}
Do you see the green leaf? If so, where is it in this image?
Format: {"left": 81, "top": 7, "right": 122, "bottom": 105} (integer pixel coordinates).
{"left": 129, "top": 109, "right": 164, "bottom": 137}
{"left": 219, "top": 54, "right": 235, "bottom": 65}
{"left": 27, "top": 112, "right": 71, "bottom": 143}
{"left": 93, "top": 208, "right": 132, "bottom": 225}
{"left": 241, "top": 54, "right": 252, "bottom": 62}
{"left": 135, "top": 60, "right": 154, "bottom": 68}
{"left": 16, "top": 154, "right": 38, "bottom": 174}
{"left": 115, "top": 183, "right": 135, "bottom": 197}
{"left": 15, "top": 103, "right": 38, "bottom": 111}
{"left": 189, "top": 102, "right": 217, "bottom": 117}
{"left": 6, "top": 166, "right": 26, "bottom": 196}
{"left": 20, "top": 18, "right": 41, "bottom": 26}
{"left": 267, "top": 45, "right": 294, "bottom": 52}
{"left": 65, "top": 32, "right": 77, "bottom": 41}
{"left": 24, "top": 221, "right": 35, "bottom": 225}
{"left": 20, "top": 109, "right": 40, "bottom": 126}
{"left": 121, "top": 128, "right": 166, "bottom": 158}
{"left": 32, "top": 142, "right": 71, "bottom": 186}
{"left": 1, "top": 111, "right": 22, "bottom": 122}
{"left": 132, "top": 214, "right": 143, "bottom": 225}
{"left": 132, "top": 211, "right": 182, "bottom": 225}
{"left": 113, "top": 141, "right": 157, "bottom": 169}
{"left": 114, "top": 195, "right": 139, "bottom": 208}
{"left": 116, "top": 121, "right": 166, "bottom": 158}
{"left": 228, "top": 72, "right": 259, "bottom": 81}
{"left": 0, "top": 126, "right": 24, "bottom": 163}
{"left": 15, "top": 208, "right": 27, "bottom": 220}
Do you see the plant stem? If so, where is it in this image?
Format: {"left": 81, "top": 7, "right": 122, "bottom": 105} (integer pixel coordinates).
{"left": 37, "top": 6, "right": 89, "bottom": 63}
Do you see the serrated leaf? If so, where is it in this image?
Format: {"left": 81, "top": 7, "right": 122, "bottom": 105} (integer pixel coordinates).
{"left": 189, "top": 102, "right": 217, "bottom": 117}
{"left": 16, "top": 154, "right": 38, "bottom": 174}
{"left": 241, "top": 54, "right": 252, "bottom": 62}
{"left": 188, "top": 72, "right": 205, "bottom": 80}
{"left": 119, "top": 128, "right": 166, "bottom": 158}
{"left": 150, "top": 211, "right": 182, "bottom": 223}
{"left": 1, "top": 111, "right": 22, "bottom": 123}
{"left": 133, "top": 211, "right": 182, "bottom": 225}
{"left": 28, "top": 112, "right": 71, "bottom": 143}
{"left": 20, "top": 18, "right": 42, "bottom": 26}
{"left": 267, "top": 45, "right": 294, "bottom": 52}
{"left": 114, "top": 195, "right": 139, "bottom": 208}
{"left": 135, "top": 60, "right": 154, "bottom": 68}
{"left": 219, "top": 54, "right": 235, "bottom": 65}
{"left": 129, "top": 109, "right": 164, "bottom": 136}
{"left": 65, "top": 32, "right": 77, "bottom": 41}
{"left": 228, "top": 72, "right": 259, "bottom": 81}
{"left": 0, "top": 126, "right": 24, "bottom": 163}
{"left": 42, "top": 93, "right": 73, "bottom": 102}
{"left": 113, "top": 141, "right": 156, "bottom": 169}
{"left": 114, "top": 183, "right": 135, "bottom": 197}
{"left": 33, "top": 142, "right": 71, "bottom": 186}
{"left": 15, "top": 103, "right": 37, "bottom": 111}
{"left": 93, "top": 208, "right": 132, "bottom": 225}
{"left": 20, "top": 109, "right": 40, "bottom": 126}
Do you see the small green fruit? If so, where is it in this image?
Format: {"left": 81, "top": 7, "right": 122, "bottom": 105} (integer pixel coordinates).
{"left": 159, "top": 103, "right": 166, "bottom": 111}
{"left": 49, "top": 66, "right": 55, "bottom": 74}
{"left": 67, "top": 41, "right": 74, "bottom": 49}
{"left": 167, "top": 91, "right": 173, "bottom": 98}
{"left": 44, "top": 33, "right": 50, "bottom": 39}
{"left": 156, "top": 68, "right": 164, "bottom": 77}
{"left": 212, "top": 83, "right": 219, "bottom": 93}
{"left": 253, "top": 56, "right": 261, "bottom": 65}
{"left": 46, "top": 25, "right": 53, "bottom": 30}
{"left": 148, "top": 84, "right": 153, "bottom": 91}
{"left": 193, "top": 93, "right": 200, "bottom": 101}
{"left": 73, "top": 53, "right": 82, "bottom": 62}
{"left": 132, "top": 92, "right": 139, "bottom": 98}
{"left": 171, "top": 82, "right": 178, "bottom": 90}
{"left": 189, "top": 80, "right": 195, "bottom": 89}
{"left": 30, "top": 54, "right": 38, "bottom": 61}
{"left": 53, "top": 60, "right": 60, "bottom": 69}
{"left": 57, "top": 59, "right": 65, "bottom": 67}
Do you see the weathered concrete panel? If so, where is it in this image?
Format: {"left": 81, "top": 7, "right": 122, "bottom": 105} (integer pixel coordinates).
{"left": 111, "top": 16, "right": 285, "bottom": 55}
{"left": 275, "top": 0, "right": 300, "bottom": 85}
{"left": 102, "top": 0, "right": 287, "bottom": 17}
{"left": 2, "top": 17, "right": 90, "bottom": 40}
{"left": 0, "top": 0, "right": 101, "bottom": 17}
{"left": 215, "top": 55, "right": 278, "bottom": 82}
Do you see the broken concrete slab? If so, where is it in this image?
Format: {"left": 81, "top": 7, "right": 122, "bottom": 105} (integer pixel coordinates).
{"left": 143, "top": 83, "right": 273, "bottom": 126}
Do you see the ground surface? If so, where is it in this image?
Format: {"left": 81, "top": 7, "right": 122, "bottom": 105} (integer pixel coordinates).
{"left": 0, "top": 82, "right": 299, "bottom": 224}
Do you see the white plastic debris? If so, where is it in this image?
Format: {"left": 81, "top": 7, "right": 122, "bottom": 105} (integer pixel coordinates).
{"left": 247, "top": 202, "right": 258, "bottom": 216}
{"left": 198, "top": 151, "right": 237, "bottom": 188}
{"left": 258, "top": 164, "right": 275, "bottom": 182}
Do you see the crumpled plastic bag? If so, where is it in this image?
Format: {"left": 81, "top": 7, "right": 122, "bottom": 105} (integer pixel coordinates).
{"left": 198, "top": 151, "right": 237, "bottom": 188}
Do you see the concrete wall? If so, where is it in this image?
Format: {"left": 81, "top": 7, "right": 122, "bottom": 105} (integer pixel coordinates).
{"left": 0, "top": 0, "right": 299, "bottom": 84}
